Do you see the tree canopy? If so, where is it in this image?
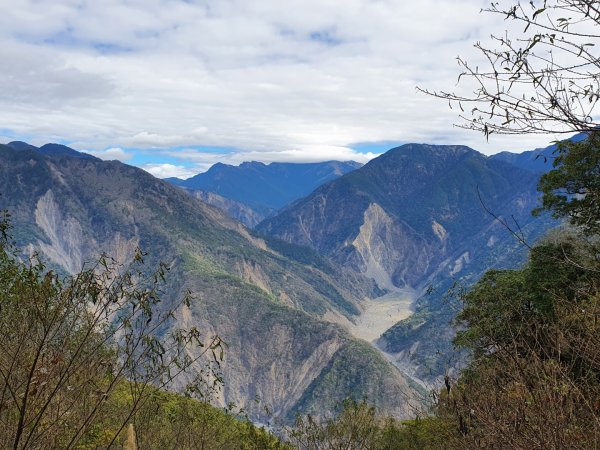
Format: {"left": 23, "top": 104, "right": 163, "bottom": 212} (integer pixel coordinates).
{"left": 535, "top": 130, "right": 600, "bottom": 233}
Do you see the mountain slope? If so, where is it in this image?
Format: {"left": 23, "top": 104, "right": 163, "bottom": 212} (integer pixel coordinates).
{"left": 0, "top": 143, "right": 421, "bottom": 422}
{"left": 490, "top": 132, "right": 587, "bottom": 173}
{"left": 183, "top": 189, "right": 267, "bottom": 228}
{"left": 258, "top": 144, "right": 545, "bottom": 289}
{"left": 167, "top": 160, "right": 361, "bottom": 226}
{"left": 258, "top": 143, "right": 558, "bottom": 381}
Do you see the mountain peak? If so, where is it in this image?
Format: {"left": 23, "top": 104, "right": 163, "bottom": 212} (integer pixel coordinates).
{"left": 240, "top": 161, "right": 266, "bottom": 168}
{"left": 5, "top": 141, "right": 100, "bottom": 160}
{"left": 7, "top": 141, "right": 39, "bottom": 152}
{"left": 386, "top": 143, "right": 477, "bottom": 158}
{"left": 38, "top": 143, "right": 99, "bottom": 160}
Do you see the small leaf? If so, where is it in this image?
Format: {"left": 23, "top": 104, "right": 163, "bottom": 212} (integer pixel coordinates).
{"left": 532, "top": 8, "right": 545, "bottom": 20}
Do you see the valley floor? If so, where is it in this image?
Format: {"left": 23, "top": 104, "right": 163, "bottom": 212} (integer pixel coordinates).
{"left": 349, "top": 289, "right": 418, "bottom": 342}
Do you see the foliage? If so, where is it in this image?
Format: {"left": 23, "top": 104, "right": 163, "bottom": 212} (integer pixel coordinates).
{"left": 421, "top": 0, "right": 600, "bottom": 137}
{"left": 535, "top": 130, "right": 600, "bottom": 234}
{"left": 92, "top": 385, "right": 290, "bottom": 450}
{"left": 290, "top": 399, "right": 380, "bottom": 449}
{"left": 290, "top": 399, "right": 456, "bottom": 450}
{"left": 439, "top": 231, "right": 600, "bottom": 449}
{"left": 288, "top": 340, "right": 427, "bottom": 423}
{"left": 0, "top": 210, "right": 225, "bottom": 449}
{"left": 421, "top": 91, "right": 600, "bottom": 447}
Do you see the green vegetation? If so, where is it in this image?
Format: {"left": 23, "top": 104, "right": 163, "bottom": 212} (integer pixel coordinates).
{"left": 289, "top": 399, "right": 456, "bottom": 450}
{"left": 432, "top": 132, "right": 600, "bottom": 448}
{"left": 289, "top": 341, "right": 426, "bottom": 423}
{"left": 289, "top": 132, "right": 600, "bottom": 449}
{"left": 88, "top": 385, "right": 290, "bottom": 449}
{"left": 0, "top": 210, "right": 286, "bottom": 449}
{"left": 535, "top": 131, "right": 600, "bottom": 234}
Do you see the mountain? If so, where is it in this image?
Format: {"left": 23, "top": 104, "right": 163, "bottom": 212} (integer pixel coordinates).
{"left": 0, "top": 142, "right": 423, "bottom": 423}
{"left": 185, "top": 189, "right": 266, "bottom": 228}
{"left": 5, "top": 140, "right": 38, "bottom": 152}
{"left": 7, "top": 141, "right": 99, "bottom": 160}
{"left": 491, "top": 132, "right": 587, "bottom": 173}
{"left": 167, "top": 160, "right": 362, "bottom": 227}
{"left": 258, "top": 144, "right": 547, "bottom": 288}
{"left": 258, "top": 143, "right": 558, "bottom": 381}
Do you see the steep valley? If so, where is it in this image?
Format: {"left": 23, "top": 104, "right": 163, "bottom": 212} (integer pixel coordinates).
{"left": 0, "top": 139, "right": 561, "bottom": 426}
{"left": 258, "top": 143, "right": 559, "bottom": 382}
{"left": 0, "top": 142, "right": 425, "bottom": 424}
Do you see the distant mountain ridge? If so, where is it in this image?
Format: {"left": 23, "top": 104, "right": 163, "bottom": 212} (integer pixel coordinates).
{"left": 6, "top": 141, "right": 99, "bottom": 160}
{"left": 258, "top": 143, "right": 547, "bottom": 288}
{"left": 490, "top": 132, "right": 587, "bottom": 173}
{"left": 167, "top": 160, "right": 362, "bottom": 226}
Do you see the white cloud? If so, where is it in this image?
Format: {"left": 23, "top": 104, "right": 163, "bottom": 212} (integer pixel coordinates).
{"left": 141, "top": 163, "right": 200, "bottom": 179}
{"left": 86, "top": 147, "right": 132, "bottom": 161}
{"left": 0, "top": 0, "right": 565, "bottom": 165}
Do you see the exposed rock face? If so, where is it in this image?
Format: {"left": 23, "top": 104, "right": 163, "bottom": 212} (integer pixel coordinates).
{"left": 35, "top": 190, "right": 86, "bottom": 274}
{"left": 0, "top": 143, "right": 421, "bottom": 423}
{"left": 349, "top": 203, "right": 437, "bottom": 289}
{"left": 258, "top": 144, "right": 544, "bottom": 291}
{"left": 186, "top": 189, "right": 267, "bottom": 228}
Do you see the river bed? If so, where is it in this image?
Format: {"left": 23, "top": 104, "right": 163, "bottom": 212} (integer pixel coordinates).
{"left": 348, "top": 289, "right": 418, "bottom": 342}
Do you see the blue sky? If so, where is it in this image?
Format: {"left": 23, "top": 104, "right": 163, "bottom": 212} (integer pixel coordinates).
{"left": 0, "top": 0, "right": 571, "bottom": 178}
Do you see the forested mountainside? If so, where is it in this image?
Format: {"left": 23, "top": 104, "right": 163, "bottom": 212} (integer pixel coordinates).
{"left": 258, "top": 143, "right": 558, "bottom": 381}
{"left": 385, "top": 132, "right": 600, "bottom": 449}
{"left": 0, "top": 143, "right": 423, "bottom": 423}
{"left": 258, "top": 143, "right": 552, "bottom": 290}
{"left": 167, "top": 160, "right": 361, "bottom": 227}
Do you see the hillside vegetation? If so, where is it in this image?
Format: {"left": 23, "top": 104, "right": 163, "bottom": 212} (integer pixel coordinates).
{"left": 0, "top": 143, "right": 421, "bottom": 423}
{"left": 288, "top": 132, "right": 600, "bottom": 449}
{"left": 0, "top": 209, "right": 288, "bottom": 449}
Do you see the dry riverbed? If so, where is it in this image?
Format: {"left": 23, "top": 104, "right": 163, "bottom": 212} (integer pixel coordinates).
{"left": 348, "top": 289, "right": 418, "bottom": 342}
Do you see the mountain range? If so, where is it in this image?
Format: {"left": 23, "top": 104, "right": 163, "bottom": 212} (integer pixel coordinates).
{"left": 258, "top": 143, "right": 559, "bottom": 381}
{"left": 0, "top": 137, "right": 563, "bottom": 422}
{"left": 167, "top": 160, "right": 361, "bottom": 227}
{"left": 0, "top": 142, "right": 424, "bottom": 423}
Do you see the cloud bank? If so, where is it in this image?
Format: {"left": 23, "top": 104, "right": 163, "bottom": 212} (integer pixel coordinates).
{"left": 0, "top": 0, "right": 565, "bottom": 177}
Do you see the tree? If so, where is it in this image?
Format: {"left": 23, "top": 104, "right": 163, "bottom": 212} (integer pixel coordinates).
{"left": 290, "top": 399, "right": 380, "bottom": 450}
{"left": 421, "top": 0, "right": 600, "bottom": 138}
{"left": 289, "top": 399, "right": 456, "bottom": 450}
{"left": 440, "top": 231, "right": 600, "bottom": 449}
{"left": 418, "top": 2, "right": 600, "bottom": 447}
{"left": 439, "top": 132, "right": 600, "bottom": 447}
{"left": 0, "top": 210, "right": 223, "bottom": 449}
{"left": 535, "top": 130, "right": 600, "bottom": 233}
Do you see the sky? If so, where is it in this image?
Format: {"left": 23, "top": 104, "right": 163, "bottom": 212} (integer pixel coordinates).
{"left": 0, "top": 0, "right": 573, "bottom": 178}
